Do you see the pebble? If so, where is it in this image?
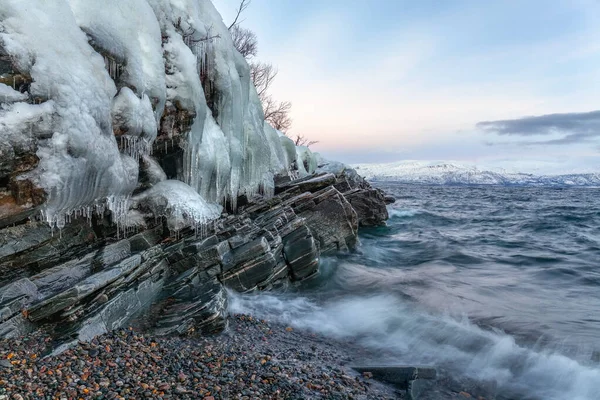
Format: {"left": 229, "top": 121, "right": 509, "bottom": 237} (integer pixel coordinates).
{"left": 0, "top": 315, "right": 397, "bottom": 399}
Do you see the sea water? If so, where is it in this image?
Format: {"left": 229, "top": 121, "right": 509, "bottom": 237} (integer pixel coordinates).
{"left": 231, "top": 184, "right": 600, "bottom": 400}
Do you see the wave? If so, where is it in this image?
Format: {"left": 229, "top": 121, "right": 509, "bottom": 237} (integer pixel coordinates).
{"left": 388, "top": 208, "right": 421, "bottom": 218}
{"left": 229, "top": 291, "right": 600, "bottom": 400}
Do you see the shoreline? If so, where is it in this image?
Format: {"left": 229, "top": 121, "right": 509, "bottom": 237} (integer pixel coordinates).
{"left": 0, "top": 315, "right": 400, "bottom": 400}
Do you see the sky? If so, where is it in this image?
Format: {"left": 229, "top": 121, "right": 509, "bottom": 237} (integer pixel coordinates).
{"left": 213, "top": 0, "right": 600, "bottom": 172}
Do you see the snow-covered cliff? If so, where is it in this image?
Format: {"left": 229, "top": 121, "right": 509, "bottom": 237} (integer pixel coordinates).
{"left": 0, "top": 0, "right": 316, "bottom": 232}
{"left": 354, "top": 161, "right": 600, "bottom": 187}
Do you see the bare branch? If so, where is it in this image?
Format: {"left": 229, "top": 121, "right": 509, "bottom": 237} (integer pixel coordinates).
{"left": 250, "top": 61, "right": 277, "bottom": 100}
{"left": 177, "top": 20, "right": 221, "bottom": 45}
{"left": 293, "top": 134, "right": 319, "bottom": 147}
{"left": 265, "top": 100, "right": 292, "bottom": 132}
{"left": 230, "top": 25, "right": 257, "bottom": 59}
{"left": 228, "top": 0, "right": 251, "bottom": 30}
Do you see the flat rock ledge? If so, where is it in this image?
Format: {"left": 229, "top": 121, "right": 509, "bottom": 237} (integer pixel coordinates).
{"left": 0, "top": 169, "right": 393, "bottom": 349}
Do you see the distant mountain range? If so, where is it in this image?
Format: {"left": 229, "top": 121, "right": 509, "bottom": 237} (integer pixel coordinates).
{"left": 352, "top": 161, "right": 600, "bottom": 187}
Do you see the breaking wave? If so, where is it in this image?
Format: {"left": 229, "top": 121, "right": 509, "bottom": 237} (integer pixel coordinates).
{"left": 231, "top": 184, "right": 600, "bottom": 400}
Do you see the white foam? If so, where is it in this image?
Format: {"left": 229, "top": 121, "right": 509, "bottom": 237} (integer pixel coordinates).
{"left": 229, "top": 291, "right": 600, "bottom": 400}
{"left": 388, "top": 208, "right": 421, "bottom": 218}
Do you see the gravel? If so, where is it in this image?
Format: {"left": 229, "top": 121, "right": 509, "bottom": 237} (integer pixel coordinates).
{"left": 0, "top": 315, "right": 401, "bottom": 399}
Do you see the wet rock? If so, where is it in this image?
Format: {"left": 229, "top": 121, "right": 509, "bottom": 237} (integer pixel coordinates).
{"left": 384, "top": 194, "right": 396, "bottom": 204}
{"left": 221, "top": 251, "right": 277, "bottom": 292}
{"left": 290, "top": 187, "right": 359, "bottom": 254}
{"left": 0, "top": 163, "right": 390, "bottom": 345}
{"left": 352, "top": 365, "right": 437, "bottom": 399}
{"left": 275, "top": 173, "right": 337, "bottom": 195}
{"left": 28, "top": 255, "right": 142, "bottom": 322}
{"left": 282, "top": 225, "right": 319, "bottom": 281}
{"left": 345, "top": 188, "right": 389, "bottom": 227}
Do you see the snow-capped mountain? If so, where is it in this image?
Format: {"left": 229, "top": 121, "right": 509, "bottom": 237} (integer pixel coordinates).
{"left": 353, "top": 161, "right": 600, "bottom": 187}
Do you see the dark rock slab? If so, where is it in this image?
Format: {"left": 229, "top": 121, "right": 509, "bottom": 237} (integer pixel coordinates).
{"left": 275, "top": 172, "right": 337, "bottom": 195}
{"left": 291, "top": 187, "right": 359, "bottom": 254}
{"left": 220, "top": 251, "right": 277, "bottom": 292}
{"left": 345, "top": 188, "right": 390, "bottom": 227}
{"left": 384, "top": 194, "right": 396, "bottom": 204}
{"left": 351, "top": 365, "right": 437, "bottom": 399}
{"left": 28, "top": 255, "right": 142, "bottom": 321}
{"left": 282, "top": 225, "right": 319, "bottom": 281}
{"left": 0, "top": 220, "right": 99, "bottom": 287}
{"left": 221, "top": 236, "right": 269, "bottom": 273}
{"left": 153, "top": 271, "right": 227, "bottom": 335}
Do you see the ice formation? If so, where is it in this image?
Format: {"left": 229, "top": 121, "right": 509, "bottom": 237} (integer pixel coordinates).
{"left": 0, "top": 0, "right": 138, "bottom": 228}
{"left": 112, "top": 87, "right": 158, "bottom": 159}
{"left": 0, "top": 0, "right": 309, "bottom": 233}
{"left": 132, "top": 180, "right": 222, "bottom": 233}
{"left": 295, "top": 146, "right": 318, "bottom": 177}
{"left": 141, "top": 155, "right": 168, "bottom": 186}
{"left": 67, "top": 0, "right": 167, "bottom": 120}
{"left": 0, "top": 82, "right": 27, "bottom": 103}
{"left": 264, "top": 123, "right": 291, "bottom": 175}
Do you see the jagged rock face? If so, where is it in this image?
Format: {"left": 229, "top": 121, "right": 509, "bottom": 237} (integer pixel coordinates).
{"left": 345, "top": 188, "right": 390, "bottom": 227}
{"left": 0, "top": 0, "right": 391, "bottom": 350}
{"left": 0, "top": 167, "right": 387, "bottom": 347}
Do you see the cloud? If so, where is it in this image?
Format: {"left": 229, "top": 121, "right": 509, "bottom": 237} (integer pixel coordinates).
{"left": 477, "top": 110, "right": 600, "bottom": 137}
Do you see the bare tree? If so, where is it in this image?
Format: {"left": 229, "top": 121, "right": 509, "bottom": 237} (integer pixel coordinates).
{"left": 264, "top": 98, "right": 292, "bottom": 132}
{"left": 251, "top": 64, "right": 291, "bottom": 132}
{"left": 294, "top": 134, "right": 319, "bottom": 148}
{"left": 250, "top": 61, "right": 276, "bottom": 100}
{"left": 228, "top": 0, "right": 251, "bottom": 30}
{"left": 230, "top": 25, "right": 257, "bottom": 59}
{"left": 226, "top": 0, "right": 317, "bottom": 145}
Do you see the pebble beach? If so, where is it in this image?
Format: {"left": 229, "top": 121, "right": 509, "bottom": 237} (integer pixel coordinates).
{"left": 0, "top": 315, "right": 399, "bottom": 400}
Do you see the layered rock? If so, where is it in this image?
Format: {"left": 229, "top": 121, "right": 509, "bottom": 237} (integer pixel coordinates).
{"left": 0, "top": 169, "right": 386, "bottom": 348}
{"left": 0, "top": 0, "right": 392, "bottom": 350}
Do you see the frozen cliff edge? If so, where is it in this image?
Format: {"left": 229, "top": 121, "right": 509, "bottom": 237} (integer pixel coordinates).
{"left": 0, "top": 1, "right": 391, "bottom": 346}
{"left": 354, "top": 161, "right": 600, "bottom": 187}
{"left": 0, "top": 0, "right": 301, "bottom": 230}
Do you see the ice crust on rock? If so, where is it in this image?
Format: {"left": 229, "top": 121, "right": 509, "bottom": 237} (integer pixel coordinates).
{"left": 141, "top": 155, "right": 168, "bottom": 186}
{"left": 67, "top": 0, "right": 167, "bottom": 120}
{"left": 112, "top": 87, "right": 158, "bottom": 159}
{"left": 295, "top": 146, "right": 318, "bottom": 177}
{"left": 132, "top": 180, "right": 222, "bottom": 232}
{"left": 0, "top": 0, "right": 138, "bottom": 228}
{"left": 0, "top": 0, "right": 309, "bottom": 232}
{"left": 156, "top": 0, "right": 284, "bottom": 207}
{"left": 264, "top": 123, "right": 290, "bottom": 175}
{"left": 0, "top": 83, "right": 27, "bottom": 103}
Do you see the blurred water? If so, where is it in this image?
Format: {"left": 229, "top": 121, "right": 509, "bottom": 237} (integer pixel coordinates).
{"left": 231, "top": 184, "right": 600, "bottom": 400}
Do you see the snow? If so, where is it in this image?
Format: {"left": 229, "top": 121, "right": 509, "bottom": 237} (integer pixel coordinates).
{"left": 141, "top": 155, "right": 167, "bottom": 186}
{"left": 354, "top": 160, "right": 600, "bottom": 187}
{"left": 162, "top": 27, "right": 206, "bottom": 114}
{"left": 0, "top": 0, "right": 137, "bottom": 228}
{"left": 132, "top": 180, "right": 222, "bottom": 232}
{"left": 0, "top": 101, "right": 54, "bottom": 151}
{"left": 0, "top": 0, "right": 308, "bottom": 232}
{"left": 112, "top": 87, "right": 158, "bottom": 159}
{"left": 67, "top": 0, "right": 167, "bottom": 120}
{"left": 0, "top": 83, "right": 27, "bottom": 103}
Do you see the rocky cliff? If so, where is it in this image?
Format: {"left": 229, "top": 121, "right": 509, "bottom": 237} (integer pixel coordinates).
{"left": 0, "top": 0, "right": 391, "bottom": 349}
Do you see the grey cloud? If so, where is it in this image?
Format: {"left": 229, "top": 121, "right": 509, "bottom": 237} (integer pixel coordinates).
{"left": 477, "top": 110, "right": 600, "bottom": 137}
{"left": 527, "top": 132, "right": 598, "bottom": 145}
